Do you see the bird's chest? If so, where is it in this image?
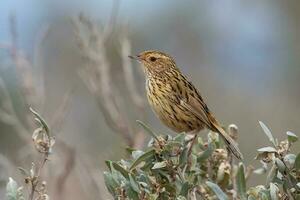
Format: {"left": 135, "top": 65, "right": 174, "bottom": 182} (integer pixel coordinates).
{"left": 146, "top": 78, "right": 173, "bottom": 114}
{"left": 146, "top": 78, "right": 200, "bottom": 132}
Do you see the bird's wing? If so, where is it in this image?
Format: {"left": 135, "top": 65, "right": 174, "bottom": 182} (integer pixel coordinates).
{"left": 179, "top": 95, "right": 212, "bottom": 129}
{"left": 180, "top": 95, "right": 243, "bottom": 160}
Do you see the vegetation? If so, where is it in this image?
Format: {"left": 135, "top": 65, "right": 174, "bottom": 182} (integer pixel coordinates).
{"left": 1, "top": 5, "right": 300, "bottom": 200}
{"left": 4, "top": 107, "right": 300, "bottom": 200}
{"left": 6, "top": 108, "right": 53, "bottom": 200}
{"left": 103, "top": 121, "right": 300, "bottom": 199}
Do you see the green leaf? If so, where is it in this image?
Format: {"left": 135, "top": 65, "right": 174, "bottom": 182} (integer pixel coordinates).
{"left": 136, "top": 120, "right": 159, "bottom": 141}
{"left": 208, "top": 131, "right": 219, "bottom": 143}
{"left": 206, "top": 181, "right": 228, "bottom": 200}
{"left": 286, "top": 131, "right": 298, "bottom": 143}
{"left": 126, "top": 183, "right": 139, "bottom": 200}
{"left": 6, "top": 177, "right": 18, "bottom": 200}
{"left": 236, "top": 163, "right": 247, "bottom": 200}
{"left": 112, "top": 162, "right": 129, "bottom": 179}
{"left": 17, "top": 167, "right": 28, "bottom": 176}
{"left": 177, "top": 196, "right": 187, "bottom": 200}
{"left": 197, "top": 142, "right": 215, "bottom": 163}
{"left": 275, "top": 158, "right": 286, "bottom": 173}
{"left": 103, "top": 172, "right": 118, "bottom": 196}
{"left": 253, "top": 161, "right": 268, "bottom": 175}
{"left": 266, "top": 164, "right": 277, "bottom": 185}
{"left": 165, "top": 141, "right": 182, "bottom": 151}
{"left": 125, "top": 146, "right": 137, "bottom": 154}
{"left": 179, "top": 182, "right": 190, "bottom": 197}
{"left": 283, "top": 154, "right": 296, "bottom": 168}
{"left": 253, "top": 167, "right": 267, "bottom": 175}
{"left": 295, "top": 153, "right": 300, "bottom": 170}
{"left": 105, "top": 160, "right": 112, "bottom": 171}
{"left": 132, "top": 150, "right": 144, "bottom": 160}
{"left": 269, "top": 183, "right": 279, "bottom": 200}
{"left": 247, "top": 195, "right": 256, "bottom": 200}
{"left": 174, "top": 133, "right": 186, "bottom": 143}
{"left": 152, "top": 161, "right": 167, "bottom": 169}
{"left": 259, "top": 121, "right": 277, "bottom": 146}
{"left": 30, "top": 107, "right": 50, "bottom": 136}
{"left": 257, "top": 147, "right": 277, "bottom": 153}
{"left": 129, "top": 174, "right": 140, "bottom": 193}
{"left": 259, "top": 191, "right": 270, "bottom": 200}
{"left": 179, "top": 147, "right": 189, "bottom": 166}
{"left": 130, "top": 149, "right": 155, "bottom": 170}
{"left": 6, "top": 177, "right": 24, "bottom": 200}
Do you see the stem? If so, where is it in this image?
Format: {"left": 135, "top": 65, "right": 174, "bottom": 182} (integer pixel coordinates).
{"left": 29, "top": 153, "right": 49, "bottom": 200}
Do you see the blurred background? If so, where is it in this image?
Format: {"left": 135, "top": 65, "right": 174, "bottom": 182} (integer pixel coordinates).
{"left": 0, "top": 0, "right": 300, "bottom": 199}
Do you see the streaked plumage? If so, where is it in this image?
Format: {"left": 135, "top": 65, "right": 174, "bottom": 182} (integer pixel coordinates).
{"left": 130, "top": 50, "right": 243, "bottom": 160}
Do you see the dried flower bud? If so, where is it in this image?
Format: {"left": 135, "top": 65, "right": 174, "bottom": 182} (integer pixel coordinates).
{"left": 217, "top": 161, "right": 231, "bottom": 187}
{"left": 255, "top": 152, "right": 275, "bottom": 163}
{"left": 228, "top": 124, "right": 239, "bottom": 141}
{"left": 212, "top": 149, "right": 228, "bottom": 163}
{"left": 36, "top": 194, "right": 49, "bottom": 200}
{"left": 278, "top": 140, "right": 289, "bottom": 156}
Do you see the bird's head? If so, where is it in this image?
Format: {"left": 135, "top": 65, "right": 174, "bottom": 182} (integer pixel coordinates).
{"left": 129, "top": 50, "right": 178, "bottom": 76}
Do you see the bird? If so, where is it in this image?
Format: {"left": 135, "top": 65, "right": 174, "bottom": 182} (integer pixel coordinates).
{"left": 129, "top": 50, "right": 243, "bottom": 160}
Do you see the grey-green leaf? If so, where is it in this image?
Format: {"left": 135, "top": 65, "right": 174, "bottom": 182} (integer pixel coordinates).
{"left": 174, "top": 133, "right": 186, "bottom": 143}
{"left": 257, "top": 147, "right": 277, "bottom": 153}
{"left": 130, "top": 149, "right": 155, "bottom": 170}
{"left": 136, "top": 120, "right": 159, "bottom": 141}
{"left": 275, "top": 158, "right": 286, "bottom": 173}
{"left": 269, "top": 183, "right": 278, "bottom": 200}
{"left": 197, "top": 142, "right": 214, "bottom": 163}
{"left": 206, "top": 181, "right": 228, "bottom": 200}
{"left": 152, "top": 161, "right": 167, "bottom": 169}
{"left": 179, "top": 147, "right": 189, "bottom": 166}
{"left": 177, "top": 196, "right": 187, "bottom": 200}
{"left": 266, "top": 164, "right": 277, "bottom": 185}
{"left": 129, "top": 174, "right": 140, "bottom": 193}
{"left": 6, "top": 177, "right": 18, "bottom": 200}
{"left": 259, "top": 121, "right": 277, "bottom": 146}
{"left": 6, "top": 177, "right": 25, "bottom": 200}
{"left": 179, "top": 182, "right": 190, "bottom": 197}
{"left": 17, "top": 167, "right": 28, "bottom": 176}
{"left": 30, "top": 107, "right": 50, "bottom": 136}
{"left": 283, "top": 154, "right": 296, "bottom": 168}
{"left": 132, "top": 150, "right": 144, "bottom": 160}
{"left": 286, "top": 131, "right": 298, "bottom": 143}
{"left": 294, "top": 153, "right": 300, "bottom": 170}
{"left": 247, "top": 195, "right": 256, "bottom": 200}
{"left": 112, "top": 162, "right": 129, "bottom": 179}
{"left": 103, "top": 172, "right": 117, "bottom": 195}
{"left": 236, "top": 163, "right": 247, "bottom": 200}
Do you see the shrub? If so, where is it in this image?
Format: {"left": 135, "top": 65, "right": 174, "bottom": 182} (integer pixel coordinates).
{"left": 104, "top": 121, "right": 300, "bottom": 199}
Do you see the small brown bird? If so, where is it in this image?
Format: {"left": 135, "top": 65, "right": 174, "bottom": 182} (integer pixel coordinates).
{"left": 129, "top": 50, "right": 243, "bottom": 160}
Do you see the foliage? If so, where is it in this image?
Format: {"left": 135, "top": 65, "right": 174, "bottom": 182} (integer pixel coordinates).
{"left": 6, "top": 178, "right": 25, "bottom": 200}
{"left": 5, "top": 108, "right": 53, "bottom": 200}
{"left": 104, "top": 121, "right": 300, "bottom": 199}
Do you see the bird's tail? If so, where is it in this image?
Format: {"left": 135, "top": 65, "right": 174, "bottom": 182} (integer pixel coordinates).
{"left": 207, "top": 113, "right": 243, "bottom": 160}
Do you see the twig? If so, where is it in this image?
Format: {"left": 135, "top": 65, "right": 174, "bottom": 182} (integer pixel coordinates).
{"left": 0, "top": 78, "right": 30, "bottom": 143}
{"left": 27, "top": 108, "right": 54, "bottom": 200}
{"left": 119, "top": 29, "right": 144, "bottom": 110}
{"left": 9, "top": 14, "right": 38, "bottom": 109}
{"left": 74, "top": 14, "right": 138, "bottom": 147}
{"left": 50, "top": 90, "right": 73, "bottom": 133}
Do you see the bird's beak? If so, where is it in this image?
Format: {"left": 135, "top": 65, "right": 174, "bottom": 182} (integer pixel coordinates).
{"left": 128, "top": 55, "right": 141, "bottom": 61}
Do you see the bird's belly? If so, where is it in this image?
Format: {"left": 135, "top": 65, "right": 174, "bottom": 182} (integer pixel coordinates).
{"left": 147, "top": 93, "right": 203, "bottom": 133}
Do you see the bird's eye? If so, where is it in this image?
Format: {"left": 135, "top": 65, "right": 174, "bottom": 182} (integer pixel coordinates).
{"left": 149, "top": 57, "right": 157, "bottom": 62}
